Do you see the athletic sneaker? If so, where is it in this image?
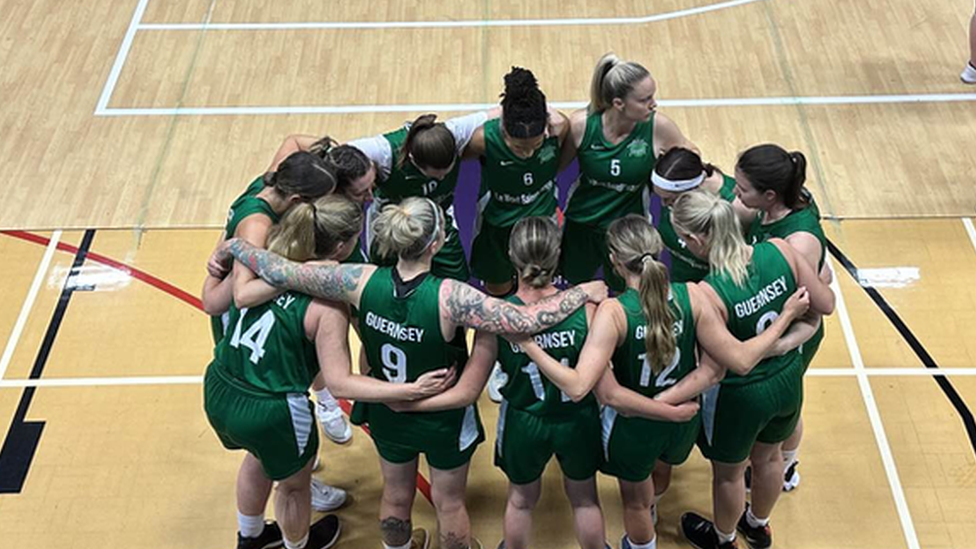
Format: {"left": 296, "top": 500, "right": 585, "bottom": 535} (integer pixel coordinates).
{"left": 487, "top": 362, "right": 508, "bottom": 403}
{"left": 961, "top": 62, "right": 976, "bottom": 84}
{"left": 237, "top": 521, "right": 283, "bottom": 549}
{"left": 316, "top": 403, "right": 352, "bottom": 444}
{"left": 306, "top": 514, "right": 341, "bottom": 549}
{"left": 783, "top": 460, "right": 800, "bottom": 492}
{"left": 736, "top": 505, "right": 772, "bottom": 549}
{"left": 410, "top": 528, "right": 431, "bottom": 549}
{"left": 681, "top": 512, "right": 740, "bottom": 549}
{"left": 310, "top": 478, "right": 347, "bottom": 512}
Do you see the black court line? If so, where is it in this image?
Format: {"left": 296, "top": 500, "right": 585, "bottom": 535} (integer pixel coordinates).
{"left": 827, "top": 238, "right": 976, "bottom": 457}
{"left": 0, "top": 229, "right": 95, "bottom": 493}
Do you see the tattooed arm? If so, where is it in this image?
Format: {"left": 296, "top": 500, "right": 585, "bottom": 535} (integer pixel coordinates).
{"left": 217, "top": 238, "right": 375, "bottom": 307}
{"left": 439, "top": 279, "right": 607, "bottom": 335}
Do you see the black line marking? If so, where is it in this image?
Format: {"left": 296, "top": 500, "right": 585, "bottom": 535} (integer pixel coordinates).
{"left": 827, "top": 238, "right": 976, "bottom": 456}
{"left": 0, "top": 230, "right": 95, "bottom": 493}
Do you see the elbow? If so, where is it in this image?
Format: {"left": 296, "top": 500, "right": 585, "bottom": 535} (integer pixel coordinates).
{"left": 567, "top": 384, "right": 590, "bottom": 403}
{"left": 201, "top": 299, "right": 225, "bottom": 317}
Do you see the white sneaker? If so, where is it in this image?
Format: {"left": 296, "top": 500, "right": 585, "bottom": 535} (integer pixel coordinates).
{"left": 783, "top": 460, "right": 801, "bottom": 492}
{"left": 316, "top": 403, "right": 352, "bottom": 444}
{"left": 487, "top": 362, "right": 508, "bottom": 403}
{"left": 310, "top": 478, "right": 347, "bottom": 512}
{"left": 961, "top": 62, "right": 976, "bottom": 84}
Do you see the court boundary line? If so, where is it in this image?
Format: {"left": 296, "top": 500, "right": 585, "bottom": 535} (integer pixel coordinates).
{"left": 138, "top": 0, "right": 764, "bottom": 30}
{"left": 827, "top": 255, "right": 920, "bottom": 549}
{"left": 94, "top": 92, "right": 976, "bottom": 117}
{"left": 0, "top": 231, "right": 61, "bottom": 382}
{"left": 95, "top": 0, "right": 151, "bottom": 114}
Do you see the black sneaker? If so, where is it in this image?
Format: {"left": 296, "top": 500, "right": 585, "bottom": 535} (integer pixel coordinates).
{"left": 736, "top": 505, "right": 772, "bottom": 549}
{"left": 680, "top": 512, "right": 739, "bottom": 549}
{"left": 237, "top": 522, "right": 284, "bottom": 549}
{"left": 307, "top": 515, "right": 342, "bottom": 549}
{"left": 783, "top": 460, "right": 800, "bottom": 492}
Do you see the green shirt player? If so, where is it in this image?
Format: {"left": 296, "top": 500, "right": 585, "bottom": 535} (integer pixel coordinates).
{"left": 202, "top": 194, "right": 397, "bottom": 549}
{"left": 520, "top": 214, "right": 808, "bottom": 549}
{"left": 216, "top": 197, "right": 609, "bottom": 549}
{"left": 465, "top": 67, "right": 570, "bottom": 296}
{"left": 203, "top": 150, "right": 336, "bottom": 345}
{"left": 662, "top": 191, "right": 834, "bottom": 549}
{"left": 349, "top": 110, "right": 496, "bottom": 281}
{"left": 652, "top": 148, "right": 744, "bottom": 284}
{"left": 560, "top": 53, "right": 696, "bottom": 292}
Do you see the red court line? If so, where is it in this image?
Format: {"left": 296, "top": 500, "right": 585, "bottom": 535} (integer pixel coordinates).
{"left": 0, "top": 229, "right": 435, "bottom": 503}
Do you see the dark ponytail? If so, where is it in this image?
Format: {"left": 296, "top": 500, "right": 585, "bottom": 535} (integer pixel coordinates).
{"left": 398, "top": 114, "right": 456, "bottom": 171}
{"left": 501, "top": 67, "right": 548, "bottom": 139}
{"left": 736, "top": 144, "right": 809, "bottom": 209}
{"left": 265, "top": 151, "right": 336, "bottom": 199}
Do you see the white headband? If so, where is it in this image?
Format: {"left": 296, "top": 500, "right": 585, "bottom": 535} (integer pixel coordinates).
{"left": 423, "top": 198, "right": 441, "bottom": 251}
{"left": 651, "top": 171, "right": 706, "bottom": 192}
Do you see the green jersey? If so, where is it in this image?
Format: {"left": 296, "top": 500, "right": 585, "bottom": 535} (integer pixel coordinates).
{"left": 496, "top": 296, "right": 594, "bottom": 415}
{"left": 211, "top": 176, "right": 282, "bottom": 344}
{"left": 659, "top": 175, "right": 737, "bottom": 283}
{"left": 377, "top": 127, "right": 461, "bottom": 212}
{"left": 611, "top": 285, "right": 698, "bottom": 399}
{"left": 213, "top": 292, "right": 318, "bottom": 395}
{"left": 705, "top": 242, "right": 801, "bottom": 385}
{"left": 746, "top": 192, "right": 826, "bottom": 360}
{"left": 565, "top": 111, "right": 655, "bottom": 227}
{"left": 353, "top": 268, "right": 472, "bottom": 448}
{"left": 478, "top": 118, "right": 560, "bottom": 227}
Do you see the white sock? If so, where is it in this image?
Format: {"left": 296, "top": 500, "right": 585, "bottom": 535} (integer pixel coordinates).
{"left": 315, "top": 387, "right": 338, "bottom": 410}
{"left": 715, "top": 527, "right": 736, "bottom": 544}
{"left": 782, "top": 448, "right": 798, "bottom": 468}
{"left": 237, "top": 512, "right": 264, "bottom": 538}
{"left": 382, "top": 540, "right": 411, "bottom": 549}
{"left": 746, "top": 508, "right": 769, "bottom": 528}
{"left": 627, "top": 535, "right": 657, "bottom": 549}
{"left": 284, "top": 533, "right": 309, "bottom": 549}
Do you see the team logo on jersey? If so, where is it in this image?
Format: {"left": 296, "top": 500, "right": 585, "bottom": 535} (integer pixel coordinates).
{"left": 626, "top": 138, "right": 649, "bottom": 158}
{"left": 537, "top": 144, "right": 557, "bottom": 163}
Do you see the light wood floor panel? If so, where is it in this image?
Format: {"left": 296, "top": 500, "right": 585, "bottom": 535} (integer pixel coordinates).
{"left": 826, "top": 220, "right": 976, "bottom": 368}
{"left": 872, "top": 376, "right": 976, "bottom": 549}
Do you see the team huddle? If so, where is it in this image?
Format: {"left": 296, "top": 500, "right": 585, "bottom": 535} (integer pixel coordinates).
{"left": 201, "top": 52, "right": 835, "bottom": 549}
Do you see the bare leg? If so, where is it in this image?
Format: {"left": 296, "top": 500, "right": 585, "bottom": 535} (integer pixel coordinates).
{"left": 238, "top": 453, "right": 273, "bottom": 516}
{"left": 275, "top": 459, "right": 314, "bottom": 544}
{"left": 970, "top": 11, "right": 976, "bottom": 66}
{"left": 782, "top": 417, "right": 802, "bottom": 454}
{"left": 429, "top": 461, "right": 473, "bottom": 549}
{"left": 504, "top": 480, "right": 541, "bottom": 549}
{"left": 749, "top": 442, "right": 785, "bottom": 520}
{"left": 711, "top": 460, "right": 748, "bottom": 536}
{"left": 651, "top": 461, "right": 672, "bottom": 497}
{"left": 563, "top": 476, "right": 606, "bottom": 549}
{"left": 379, "top": 457, "right": 419, "bottom": 547}
{"left": 618, "top": 478, "right": 655, "bottom": 545}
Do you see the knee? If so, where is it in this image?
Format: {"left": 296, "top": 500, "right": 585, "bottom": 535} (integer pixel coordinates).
{"left": 507, "top": 488, "right": 539, "bottom": 512}
{"left": 382, "top": 484, "right": 416, "bottom": 509}
{"left": 432, "top": 491, "right": 467, "bottom": 516}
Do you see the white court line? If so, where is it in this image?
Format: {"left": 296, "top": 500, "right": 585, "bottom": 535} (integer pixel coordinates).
{"left": 94, "top": 92, "right": 976, "bottom": 117}
{"left": 828, "top": 256, "right": 920, "bottom": 549}
{"left": 137, "top": 0, "right": 764, "bottom": 31}
{"left": 94, "top": 0, "right": 151, "bottom": 114}
{"left": 963, "top": 218, "right": 976, "bottom": 257}
{"left": 0, "top": 231, "right": 62, "bottom": 382}
{"left": 3, "top": 367, "right": 976, "bottom": 389}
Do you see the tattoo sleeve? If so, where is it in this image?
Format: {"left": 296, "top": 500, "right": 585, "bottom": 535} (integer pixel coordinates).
{"left": 379, "top": 516, "right": 412, "bottom": 547}
{"left": 443, "top": 281, "right": 588, "bottom": 335}
{"left": 226, "top": 239, "right": 363, "bottom": 302}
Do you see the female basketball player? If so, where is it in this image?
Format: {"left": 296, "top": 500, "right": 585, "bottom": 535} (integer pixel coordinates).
{"left": 465, "top": 67, "right": 569, "bottom": 297}
{"left": 214, "top": 197, "right": 608, "bottom": 549}
{"left": 735, "top": 144, "right": 828, "bottom": 492}
{"left": 663, "top": 191, "right": 834, "bottom": 549}
{"left": 203, "top": 195, "right": 455, "bottom": 549}
{"left": 349, "top": 110, "right": 497, "bottom": 280}
{"left": 560, "top": 53, "right": 696, "bottom": 291}
{"left": 514, "top": 214, "right": 809, "bottom": 549}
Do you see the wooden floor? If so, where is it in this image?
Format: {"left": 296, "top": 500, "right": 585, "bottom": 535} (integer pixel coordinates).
{"left": 1, "top": 0, "right": 975, "bottom": 548}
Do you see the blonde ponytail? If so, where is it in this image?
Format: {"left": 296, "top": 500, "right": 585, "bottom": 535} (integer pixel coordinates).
{"left": 267, "top": 203, "right": 316, "bottom": 261}
{"left": 267, "top": 195, "right": 364, "bottom": 262}
{"left": 588, "top": 52, "right": 652, "bottom": 113}
{"left": 371, "top": 197, "right": 442, "bottom": 261}
{"left": 671, "top": 191, "right": 749, "bottom": 285}
{"left": 607, "top": 215, "right": 677, "bottom": 372}
{"left": 508, "top": 216, "right": 560, "bottom": 289}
